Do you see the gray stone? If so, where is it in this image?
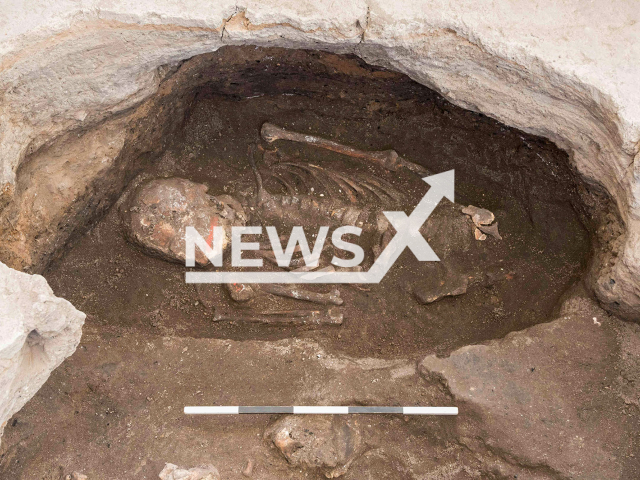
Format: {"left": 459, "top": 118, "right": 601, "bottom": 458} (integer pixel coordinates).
{"left": 419, "top": 291, "right": 639, "bottom": 479}
{"left": 0, "top": 261, "right": 85, "bottom": 445}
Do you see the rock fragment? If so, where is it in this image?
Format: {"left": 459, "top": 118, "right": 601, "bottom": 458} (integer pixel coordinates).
{"left": 414, "top": 272, "right": 469, "bottom": 304}
{"left": 65, "top": 473, "right": 88, "bottom": 480}
{"left": 158, "top": 463, "right": 220, "bottom": 480}
{"left": 418, "top": 292, "right": 635, "bottom": 479}
{"left": 265, "top": 415, "right": 363, "bottom": 478}
{"left": 121, "top": 177, "right": 246, "bottom": 266}
{"left": 0, "top": 261, "right": 85, "bottom": 446}
{"left": 241, "top": 457, "right": 255, "bottom": 477}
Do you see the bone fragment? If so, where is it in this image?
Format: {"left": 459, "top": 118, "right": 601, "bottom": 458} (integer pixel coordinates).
{"left": 462, "top": 205, "right": 495, "bottom": 227}
{"left": 478, "top": 222, "right": 502, "bottom": 240}
{"left": 226, "top": 282, "right": 256, "bottom": 302}
{"left": 260, "top": 284, "right": 343, "bottom": 305}
{"left": 474, "top": 228, "right": 487, "bottom": 241}
{"left": 242, "top": 458, "right": 255, "bottom": 477}
{"left": 213, "top": 308, "right": 343, "bottom": 325}
{"left": 291, "top": 265, "right": 336, "bottom": 273}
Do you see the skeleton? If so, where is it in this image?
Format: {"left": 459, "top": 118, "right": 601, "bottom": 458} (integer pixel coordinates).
{"left": 219, "top": 123, "right": 497, "bottom": 313}
{"left": 230, "top": 124, "right": 506, "bottom": 315}
{"left": 240, "top": 133, "right": 414, "bottom": 260}
{"left": 125, "top": 123, "right": 502, "bottom": 324}
{"left": 260, "top": 124, "right": 502, "bottom": 243}
{"left": 217, "top": 126, "right": 420, "bottom": 309}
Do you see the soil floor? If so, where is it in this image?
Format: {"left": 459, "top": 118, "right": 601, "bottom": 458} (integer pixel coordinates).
{"left": 0, "top": 48, "right": 602, "bottom": 479}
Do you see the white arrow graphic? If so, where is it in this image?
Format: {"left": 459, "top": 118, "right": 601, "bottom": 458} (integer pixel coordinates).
{"left": 186, "top": 170, "right": 454, "bottom": 284}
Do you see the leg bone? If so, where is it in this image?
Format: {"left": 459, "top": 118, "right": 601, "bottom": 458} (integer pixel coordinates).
{"left": 260, "top": 284, "right": 343, "bottom": 305}
{"left": 213, "top": 308, "right": 343, "bottom": 325}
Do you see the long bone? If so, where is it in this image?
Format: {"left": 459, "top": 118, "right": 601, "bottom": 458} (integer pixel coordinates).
{"left": 213, "top": 308, "right": 343, "bottom": 325}
{"left": 226, "top": 281, "right": 343, "bottom": 304}
{"left": 261, "top": 123, "right": 430, "bottom": 176}
{"left": 260, "top": 284, "right": 343, "bottom": 305}
{"left": 254, "top": 249, "right": 307, "bottom": 269}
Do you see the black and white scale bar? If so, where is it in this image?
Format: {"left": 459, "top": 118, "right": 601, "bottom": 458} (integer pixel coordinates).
{"left": 184, "top": 406, "right": 457, "bottom": 415}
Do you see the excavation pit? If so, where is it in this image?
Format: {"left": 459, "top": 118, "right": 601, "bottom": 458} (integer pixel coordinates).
{"left": 0, "top": 47, "right": 626, "bottom": 479}
{"left": 43, "top": 47, "right": 597, "bottom": 356}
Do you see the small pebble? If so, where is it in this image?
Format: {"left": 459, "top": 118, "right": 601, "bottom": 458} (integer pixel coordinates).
{"left": 242, "top": 458, "right": 255, "bottom": 477}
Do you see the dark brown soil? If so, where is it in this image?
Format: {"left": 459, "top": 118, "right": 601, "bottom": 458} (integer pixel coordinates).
{"left": 0, "top": 47, "right": 598, "bottom": 479}
{"left": 43, "top": 47, "right": 590, "bottom": 358}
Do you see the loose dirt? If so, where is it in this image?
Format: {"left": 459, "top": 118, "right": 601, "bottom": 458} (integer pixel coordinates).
{"left": 0, "top": 47, "right": 599, "bottom": 479}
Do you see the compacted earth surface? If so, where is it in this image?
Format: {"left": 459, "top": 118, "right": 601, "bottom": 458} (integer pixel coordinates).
{"left": 2, "top": 48, "right": 636, "bottom": 479}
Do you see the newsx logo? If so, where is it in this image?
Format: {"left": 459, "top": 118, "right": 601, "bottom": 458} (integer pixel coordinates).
{"left": 185, "top": 170, "right": 454, "bottom": 285}
{"left": 187, "top": 224, "right": 365, "bottom": 269}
